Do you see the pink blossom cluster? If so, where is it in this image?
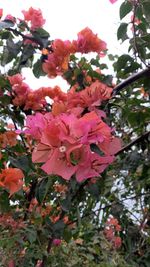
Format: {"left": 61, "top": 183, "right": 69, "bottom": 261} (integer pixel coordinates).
{"left": 43, "top": 27, "right": 107, "bottom": 78}
{"left": 104, "top": 216, "right": 122, "bottom": 249}
{"left": 22, "top": 7, "right": 45, "bottom": 30}
{"left": 24, "top": 109, "right": 120, "bottom": 182}
{"left": 8, "top": 73, "right": 69, "bottom": 111}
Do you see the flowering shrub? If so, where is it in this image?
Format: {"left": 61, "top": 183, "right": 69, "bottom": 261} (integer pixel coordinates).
{"left": 0, "top": 2, "right": 150, "bottom": 266}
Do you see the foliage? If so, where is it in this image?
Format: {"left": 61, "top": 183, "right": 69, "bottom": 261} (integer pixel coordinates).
{"left": 0, "top": 2, "right": 150, "bottom": 267}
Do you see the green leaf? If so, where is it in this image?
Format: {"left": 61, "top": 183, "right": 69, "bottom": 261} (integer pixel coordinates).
{"left": 32, "top": 28, "right": 50, "bottom": 39}
{"left": 0, "top": 20, "right": 14, "bottom": 30}
{"left": 0, "top": 95, "right": 11, "bottom": 105}
{"left": 32, "top": 28, "right": 50, "bottom": 48}
{"left": 90, "top": 144, "right": 104, "bottom": 156}
{"left": 25, "top": 227, "right": 37, "bottom": 244}
{"left": 9, "top": 155, "right": 30, "bottom": 172}
{"left": 114, "top": 54, "right": 132, "bottom": 71}
{"left": 142, "top": 1, "right": 150, "bottom": 22}
{"left": 120, "top": 1, "right": 133, "bottom": 19}
{"left": 0, "top": 31, "right": 11, "bottom": 39}
{"left": 6, "top": 39, "right": 22, "bottom": 56}
{"left": 53, "top": 220, "right": 65, "bottom": 236}
{"left": 117, "top": 23, "right": 128, "bottom": 42}
{"left": 61, "top": 196, "right": 71, "bottom": 212}
{"left": 36, "top": 178, "right": 51, "bottom": 204}
{"left": 20, "top": 44, "right": 34, "bottom": 65}
{"left": 0, "top": 191, "right": 10, "bottom": 212}
{"left": 33, "top": 59, "right": 46, "bottom": 78}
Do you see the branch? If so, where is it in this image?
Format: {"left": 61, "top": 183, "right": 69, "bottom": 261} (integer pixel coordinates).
{"left": 112, "top": 67, "right": 150, "bottom": 96}
{"left": 115, "top": 131, "right": 150, "bottom": 156}
{"left": 7, "top": 28, "right": 44, "bottom": 48}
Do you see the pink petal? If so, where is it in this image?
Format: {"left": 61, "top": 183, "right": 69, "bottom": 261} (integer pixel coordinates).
{"left": 41, "top": 149, "right": 77, "bottom": 180}
{"left": 32, "top": 143, "right": 51, "bottom": 163}
{"left": 99, "top": 137, "right": 122, "bottom": 155}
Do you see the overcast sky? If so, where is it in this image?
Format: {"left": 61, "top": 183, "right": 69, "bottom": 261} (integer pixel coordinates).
{"left": 0, "top": 0, "right": 124, "bottom": 89}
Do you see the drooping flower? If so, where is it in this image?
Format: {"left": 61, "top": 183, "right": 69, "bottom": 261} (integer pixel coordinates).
{"left": 0, "top": 168, "right": 24, "bottom": 196}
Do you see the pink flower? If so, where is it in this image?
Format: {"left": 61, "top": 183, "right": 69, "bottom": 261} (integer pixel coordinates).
{"left": 8, "top": 74, "right": 24, "bottom": 85}
{"left": 52, "top": 239, "right": 62, "bottom": 246}
{"left": 26, "top": 110, "right": 118, "bottom": 181}
{"left": 67, "top": 81, "right": 113, "bottom": 110}
{"left": 4, "top": 14, "right": 16, "bottom": 23}
{"left": 0, "top": 9, "right": 3, "bottom": 18}
{"left": 109, "top": 0, "right": 118, "bottom": 3}
{"left": 74, "top": 27, "right": 107, "bottom": 56}
{"left": 99, "top": 137, "right": 122, "bottom": 155}
{"left": 25, "top": 113, "right": 48, "bottom": 140}
{"left": 113, "top": 236, "right": 122, "bottom": 249}
{"left": 22, "top": 7, "right": 45, "bottom": 30}
{"left": 75, "top": 147, "right": 114, "bottom": 182}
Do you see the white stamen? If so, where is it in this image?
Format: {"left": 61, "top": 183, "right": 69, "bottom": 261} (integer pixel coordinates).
{"left": 59, "top": 146, "right": 66, "bottom": 153}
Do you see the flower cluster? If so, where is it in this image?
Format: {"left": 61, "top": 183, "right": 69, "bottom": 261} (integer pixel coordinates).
{"left": 0, "top": 213, "right": 24, "bottom": 230}
{"left": 22, "top": 7, "right": 45, "bottom": 30}
{"left": 43, "top": 27, "right": 107, "bottom": 78}
{"left": 8, "top": 74, "right": 67, "bottom": 111}
{"left": 0, "top": 130, "right": 17, "bottom": 148}
{"left": 104, "top": 216, "right": 122, "bottom": 249}
{"left": 24, "top": 108, "right": 120, "bottom": 182}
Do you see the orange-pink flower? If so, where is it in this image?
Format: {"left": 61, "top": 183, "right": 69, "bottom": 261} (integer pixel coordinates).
{"left": 74, "top": 27, "right": 107, "bottom": 56}
{"left": 0, "top": 168, "right": 24, "bottom": 196}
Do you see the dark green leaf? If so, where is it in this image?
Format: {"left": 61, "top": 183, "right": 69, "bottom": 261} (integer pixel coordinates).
{"left": 53, "top": 220, "right": 65, "bottom": 236}
{"left": 0, "top": 191, "right": 10, "bottom": 212}
{"left": 9, "top": 155, "right": 30, "bottom": 172}
{"left": 6, "top": 39, "right": 22, "bottom": 56}
{"left": 142, "top": 1, "right": 150, "bottom": 22}
{"left": 90, "top": 144, "right": 104, "bottom": 156}
{"left": 117, "top": 23, "right": 128, "bottom": 42}
{"left": 33, "top": 28, "right": 50, "bottom": 38}
{"left": 36, "top": 178, "right": 51, "bottom": 204}
{"left": 120, "top": 1, "right": 133, "bottom": 20}
{"left": 25, "top": 227, "right": 37, "bottom": 244}
{"left": 33, "top": 59, "right": 46, "bottom": 78}
{"left": 20, "top": 44, "right": 34, "bottom": 65}
{"left": 61, "top": 197, "right": 71, "bottom": 212}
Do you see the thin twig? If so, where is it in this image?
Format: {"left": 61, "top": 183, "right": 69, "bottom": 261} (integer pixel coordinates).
{"left": 7, "top": 28, "right": 44, "bottom": 48}
{"left": 112, "top": 67, "right": 150, "bottom": 96}
{"left": 115, "top": 131, "right": 150, "bottom": 156}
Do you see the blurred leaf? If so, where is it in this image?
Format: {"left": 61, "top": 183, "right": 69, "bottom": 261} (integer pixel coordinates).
{"left": 0, "top": 191, "right": 10, "bottom": 212}
{"left": 117, "top": 23, "right": 128, "bottom": 42}
{"left": 0, "top": 20, "right": 14, "bottom": 30}
{"left": 142, "top": 1, "right": 150, "bottom": 22}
